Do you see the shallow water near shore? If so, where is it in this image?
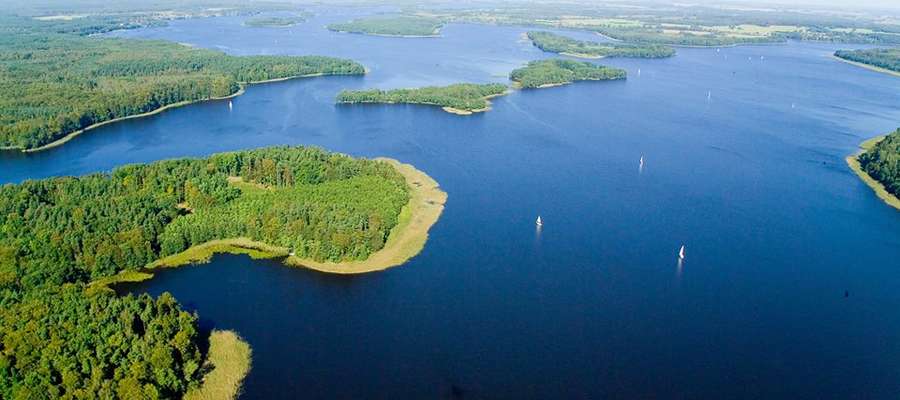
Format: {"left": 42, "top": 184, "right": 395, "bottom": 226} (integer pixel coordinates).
{"left": 6, "top": 7, "right": 900, "bottom": 399}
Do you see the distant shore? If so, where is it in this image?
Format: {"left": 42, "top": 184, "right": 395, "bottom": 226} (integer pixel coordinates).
{"left": 9, "top": 73, "right": 337, "bottom": 153}
{"left": 101, "top": 158, "right": 445, "bottom": 278}
{"left": 846, "top": 135, "right": 900, "bottom": 211}
{"left": 832, "top": 55, "right": 900, "bottom": 78}
{"left": 328, "top": 28, "right": 441, "bottom": 38}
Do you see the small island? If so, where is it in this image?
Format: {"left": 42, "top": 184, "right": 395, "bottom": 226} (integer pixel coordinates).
{"left": 527, "top": 31, "right": 675, "bottom": 58}
{"left": 847, "top": 129, "right": 900, "bottom": 210}
{"left": 834, "top": 48, "right": 900, "bottom": 77}
{"left": 244, "top": 15, "right": 307, "bottom": 28}
{"left": 510, "top": 59, "right": 627, "bottom": 88}
{"left": 336, "top": 83, "right": 509, "bottom": 115}
{"left": 327, "top": 15, "right": 444, "bottom": 37}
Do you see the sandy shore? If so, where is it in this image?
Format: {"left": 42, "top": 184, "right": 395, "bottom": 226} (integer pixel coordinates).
{"left": 138, "top": 158, "right": 445, "bottom": 275}
{"left": 846, "top": 135, "right": 900, "bottom": 211}
{"left": 832, "top": 55, "right": 900, "bottom": 78}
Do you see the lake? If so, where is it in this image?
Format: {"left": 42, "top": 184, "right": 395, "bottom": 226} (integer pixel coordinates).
{"left": 3, "top": 7, "right": 900, "bottom": 399}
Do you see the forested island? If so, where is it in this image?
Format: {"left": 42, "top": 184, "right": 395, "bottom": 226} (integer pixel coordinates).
{"left": 510, "top": 59, "right": 627, "bottom": 88}
{"left": 834, "top": 48, "right": 900, "bottom": 76}
{"left": 0, "top": 146, "right": 446, "bottom": 396}
{"left": 0, "top": 16, "right": 365, "bottom": 151}
{"left": 337, "top": 61, "right": 626, "bottom": 113}
{"left": 848, "top": 129, "right": 900, "bottom": 210}
{"left": 327, "top": 15, "right": 444, "bottom": 37}
{"left": 337, "top": 83, "right": 509, "bottom": 115}
{"left": 527, "top": 31, "right": 675, "bottom": 58}
{"left": 244, "top": 15, "right": 306, "bottom": 28}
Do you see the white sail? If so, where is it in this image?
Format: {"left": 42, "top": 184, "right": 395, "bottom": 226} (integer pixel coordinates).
{"left": 679, "top": 245, "right": 686, "bottom": 259}
{"left": 228, "top": 100, "right": 233, "bottom": 110}
{"left": 536, "top": 216, "right": 543, "bottom": 226}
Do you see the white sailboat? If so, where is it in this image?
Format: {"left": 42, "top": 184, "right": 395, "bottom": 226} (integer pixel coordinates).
{"left": 707, "top": 91, "right": 712, "bottom": 100}
{"left": 637, "top": 68, "right": 641, "bottom": 77}
{"left": 228, "top": 100, "right": 233, "bottom": 111}
{"left": 678, "top": 245, "right": 686, "bottom": 260}
{"left": 639, "top": 154, "right": 644, "bottom": 167}
{"left": 536, "top": 216, "right": 543, "bottom": 226}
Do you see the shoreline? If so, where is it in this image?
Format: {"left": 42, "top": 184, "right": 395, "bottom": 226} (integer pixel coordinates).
{"left": 110, "top": 158, "right": 445, "bottom": 278}
{"left": 560, "top": 51, "right": 604, "bottom": 59}
{"left": 831, "top": 55, "right": 900, "bottom": 78}
{"left": 9, "top": 72, "right": 341, "bottom": 153}
{"left": 328, "top": 28, "right": 442, "bottom": 38}
{"left": 185, "top": 330, "right": 252, "bottom": 400}
{"left": 341, "top": 90, "right": 510, "bottom": 116}
{"left": 846, "top": 135, "right": 900, "bottom": 211}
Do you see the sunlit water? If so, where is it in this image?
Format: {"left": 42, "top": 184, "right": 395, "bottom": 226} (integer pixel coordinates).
{"left": 4, "top": 8, "right": 900, "bottom": 399}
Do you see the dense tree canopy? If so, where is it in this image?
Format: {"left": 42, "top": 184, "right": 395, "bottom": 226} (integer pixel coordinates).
{"left": 835, "top": 48, "right": 900, "bottom": 73}
{"left": 0, "top": 17, "right": 365, "bottom": 150}
{"left": 859, "top": 129, "right": 900, "bottom": 198}
{"left": 0, "top": 286, "right": 201, "bottom": 399}
{"left": 509, "top": 59, "right": 626, "bottom": 88}
{"left": 0, "top": 147, "right": 409, "bottom": 291}
{"left": 337, "top": 83, "right": 508, "bottom": 112}
{"left": 327, "top": 16, "right": 444, "bottom": 37}
{"left": 0, "top": 147, "right": 410, "bottom": 397}
{"left": 527, "top": 31, "right": 675, "bottom": 58}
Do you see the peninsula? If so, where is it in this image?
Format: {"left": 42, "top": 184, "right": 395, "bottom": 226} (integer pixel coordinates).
{"left": 0, "top": 146, "right": 444, "bottom": 397}
{"left": 0, "top": 16, "right": 365, "bottom": 152}
{"left": 510, "top": 59, "right": 627, "bottom": 88}
{"left": 847, "top": 129, "right": 900, "bottom": 210}
{"left": 527, "top": 31, "right": 675, "bottom": 58}
{"left": 834, "top": 48, "right": 900, "bottom": 77}
{"left": 336, "top": 83, "right": 509, "bottom": 115}
{"left": 327, "top": 15, "right": 444, "bottom": 37}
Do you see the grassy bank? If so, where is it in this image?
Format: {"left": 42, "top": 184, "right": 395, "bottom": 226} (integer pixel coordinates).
{"left": 846, "top": 135, "right": 900, "bottom": 211}
{"left": 285, "top": 158, "right": 446, "bottom": 273}
{"left": 141, "top": 158, "right": 445, "bottom": 274}
{"left": 185, "top": 330, "right": 252, "bottom": 400}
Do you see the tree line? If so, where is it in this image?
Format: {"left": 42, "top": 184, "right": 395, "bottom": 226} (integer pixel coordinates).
{"left": 527, "top": 31, "right": 675, "bottom": 58}
{"left": 327, "top": 16, "right": 444, "bottom": 36}
{"left": 859, "top": 129, "right": 900, "bottom": 198}
{"left": 510, "top": 59, "right": 627, "bottom": 88}
{"left": 0, "top": 16, "right": 365, "bottom": 150}
{"left": 337, "top": 83, "right": 508, "bottom": 111}
{"left": 835, "top": 48, "right": 900, "bottom": 73}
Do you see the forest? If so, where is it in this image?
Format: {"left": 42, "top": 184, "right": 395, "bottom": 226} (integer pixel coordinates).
{"left": 327, "top": 16, "right": 444, "bottom": 37}
{"left": 337, "top": 83, "right": 508, "bottom": 112}
{"left": 0, "top": 16, "right": 365, "bottom": 150}
{"left": 834, "top": 48, "right": 900, "bottom": 73}
{"left": 0, "top": 146, "right": 410, "bottom": 397}
{"left": 509, "top": 59, "right": 627, "bottom": 88}
{"left": 244, "top": 15, "right": 306, "bottom": 28}
{"left": 527, "top": 31, "right": 675, "bottom": 58}
{"left": 859, "top": 129, "right": 900, "bottom": 199}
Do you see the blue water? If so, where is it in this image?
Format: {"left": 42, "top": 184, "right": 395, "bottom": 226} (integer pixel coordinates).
{"left": 4, "top": 8, "right": 900, "bottom": 399}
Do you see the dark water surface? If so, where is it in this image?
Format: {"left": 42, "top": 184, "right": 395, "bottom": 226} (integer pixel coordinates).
{"left": 5, "top": 8, "right": 900, "bottom": 399}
